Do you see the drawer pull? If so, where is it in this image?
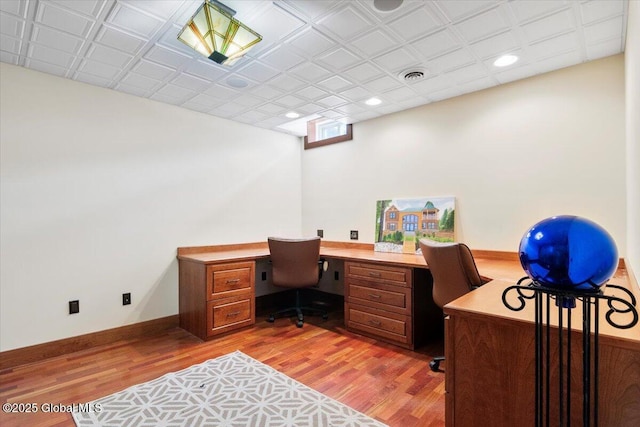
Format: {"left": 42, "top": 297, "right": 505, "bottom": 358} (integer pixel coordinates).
{"left": 368, "top": 293, "right": 381, "bottom": 299}
{"left": 225, "top": 279, "right": 241, "bottom": 284}
{"left": 368, "top": 319, "right": 381, "bottom": 326}
{"left": 226, "top": 311, "right": 241, "bottom": 317}
{"left": 368, "top": 272, "right": 382, "bottom": 278}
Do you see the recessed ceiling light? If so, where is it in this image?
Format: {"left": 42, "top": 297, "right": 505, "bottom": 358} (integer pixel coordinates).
{"left": 373, "top": 0, "right": 403, "bottom": 12}
{"left": 365, "top": 97, "right": 382, "bottom": 106}
{"left": 494, "top": 54, "right": 519, "bottom": 67}
{"left": 285, "top": 111, "right": 300, "bottom": 119}
{"left": 226, "top": 77, "right": 248, "bottom": 88}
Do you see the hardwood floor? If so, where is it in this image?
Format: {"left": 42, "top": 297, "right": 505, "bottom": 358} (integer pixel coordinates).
{"left": 0, "top": 313, "right": 445, "bottom": 427}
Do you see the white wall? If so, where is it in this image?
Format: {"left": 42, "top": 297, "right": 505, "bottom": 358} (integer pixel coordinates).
{"left": 0, "top": 63, "right": 302, "bottom": 351}
{"left": 626, "top": 0, "right": 640, "bottom": 282}
{"left": 302, "top": 55, "right": 626, "bottom": 255}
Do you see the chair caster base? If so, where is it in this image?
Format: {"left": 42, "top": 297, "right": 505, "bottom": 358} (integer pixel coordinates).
{"left": 296, "top": 320, "right": 304, "bottom": 328}
{"left": 267, "top": 315, "right": 275, "bottom": 323}
{"left": 429, "top": 360, "right": 441, "bottom": 372}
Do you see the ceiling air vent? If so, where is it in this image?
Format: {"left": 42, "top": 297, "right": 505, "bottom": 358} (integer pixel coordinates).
{"left": 399, "top": 68, "right": 427, "bottom": 83}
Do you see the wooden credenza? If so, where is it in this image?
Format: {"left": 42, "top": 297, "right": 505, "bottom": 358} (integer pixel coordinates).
{"left": 179, "top": 259, "right": 255, "bottom": 340}
{"left": 344, "top": 260, "right": 437, "bottom": 349}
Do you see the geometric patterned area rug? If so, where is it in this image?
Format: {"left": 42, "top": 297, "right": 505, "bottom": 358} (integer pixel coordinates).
{"left": 72, "top": 350, "right": 387, "bottom": 426}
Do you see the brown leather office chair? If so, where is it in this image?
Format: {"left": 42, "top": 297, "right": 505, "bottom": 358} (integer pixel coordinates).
{"left": 419, "top": 239, "right": 484, "bottom": 371}
{"left": 267, "top": 237, "right": 328, "bottom": 328}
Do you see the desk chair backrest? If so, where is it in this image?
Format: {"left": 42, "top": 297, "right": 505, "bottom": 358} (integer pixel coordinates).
{"left": 268, "top": 237, "right": 321, "bottom": 288}
{"left": 419, "top": 239, "right": 483, "bottom": 309}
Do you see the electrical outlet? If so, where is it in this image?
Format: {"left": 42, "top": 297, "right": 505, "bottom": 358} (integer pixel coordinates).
{"left": 261, "top": 271, "right": 267, "bottom": 281}
{"left": 350, "top": 230, "right": 358, "bottom": 240}
{"left": 317, "top": 229, "right": 324, "bottom": 238}
{"left": 334, "top": 271, "right": 339, "bottom": 281}
{"left": 69, "top": 300, "right": 79, "bottom": 314}
{"left": 122, "top": 293, "right": 131, "bottom": 305}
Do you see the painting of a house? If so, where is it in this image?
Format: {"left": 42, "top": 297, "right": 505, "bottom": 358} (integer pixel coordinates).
{"left": 375, "top": 197, "right": 455, "bottom": 254}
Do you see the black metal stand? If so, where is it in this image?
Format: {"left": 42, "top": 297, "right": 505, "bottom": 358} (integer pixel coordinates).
{"left": 502, "top": 278, "right": 637, "bottom": 427}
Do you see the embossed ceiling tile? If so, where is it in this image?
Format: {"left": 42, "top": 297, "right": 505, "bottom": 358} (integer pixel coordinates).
{"left": 27, "top": 43, "right": 76, "bottom": 68}
{"left": 74, "top": 72, "right": 112, "bottom": 87}
{"left": 94, "top": 25, "right": 147, "bottom": 55}
{"left": 119, "top": 72, "right": 163, "bottom": 90}
{"left": 236, "top": 61, "right": 281, "bottom": 83}
{"left": 410, "top": 74, "right": 456, "bottom": 96}
{"left": 144, "top": 45, "right": 191, "bottom": 69}
{"left": 0, "top": 0, "right": 28, "bottom": 17}
{"left": 77, "top": 58, "right": 122, "bottom": 79}
{"left": 1, "top": 12, "right": 25, "bottom": 37}
{"left": 455, "top": 76, "right": 496, "bottom": 95}
{"left": 1, "top": 36, "right": 21, "bottom": 54}
{"left": 24, "top": 58, "right": 67, "bottom": 76}
{"left": 132, "top": 59, "right": 175, "bottom": 80}
{"left": 36, "top": 2, "right": 95, "bottom": 37}
{"left": 289, "top": 61, "right": 332, "bottom": 82}
{"left": 250, "top": 84, "right": 285, "bottom": 100}
{"left": 157, "top": 23, "right": 197, "bottom": 56}
{"left": 583, "top": 16, "right": 625, "bottom": 44}
{"left": 285, "top": 28, "right": 336, "bottom": 58}
{"left": 153, "top": 83, "right": 196, "bottom": 102}
{"left": 342, "top": 62, "right": 385, "bottom": 82}
{"left": 317, "top": 75, "right": 352, "bottom": 91}
{"left": 372, "top": 47, "right": 421, "bottom": 73}
{"left": 316, "top": 47, "right": 362, "bottom": 70}
{"left": 233, "top": 94, "right": 264, "bottom": 108}
{"left": 317, "top": 5, "right": 375, "bottom": 40}
{"left": 428, "top": 48, "right": 476, "bottom": 73}
{"left": 339, "top": 86, "right": 370, "bottom": 102}
{"left": 447, "top": 62, "right": 489, "bottom": 85}
{"left": 256, "top": 102, "right": 288, "bottom": 115}
{"left": 106, "top": 2, "right": 164, "bottom": 39}
{"left": 434, "top": 0, "right": 497, "bottom": 21}
{"left": 580, "top": 0, "right": 625, "bottom": 24}
{"left": 115, "top": 82, "right": 151, "bottom": 97}
{"left": 259, "top": 45, "right": 306, "bottom": 70}
{"left": 274, "top": 94, "right": 306, "bottom": 108}
{"left": 454, "top": 6, "right": 510, "bottom": 42}
{"left": 86, "top": 43, "right": 132, "bottom": 68}
{"left": 428, "top": 86, "right": 462, "bottom": 102}
{"left": 533, "top": 50, "right": 581, "bottom": 75}
{"left": 350, "top": 29, "right": 398, "bottom": 57}
{"left": 50, "top": 0, "right": 107, "bottom": 18}
{"left": 203, "top": 84, "right": 241, "bottom": 100}
{"left": 182, "top": 60, "right": 225, "bottom": 81}
{"left": 296, "top": 102, "right": 324, "bottom": 114}
{"left": 335, "top": 102, "right": 366, "bottom": 115}
{"left": 494, "top": 64, "right": 537, "bottom": 84}
{"left": 386, "top": 7, "right": 443, "bottom": 40}
{"left": 586, "top": 37, "right": 624, "bottom": 60}
{"left": 123, "top": 0, "right": 183, "bottom": 20}
{"left": 171, "top": 73, "right": 211, "bottom": 92}
{"left": 469, "top": 31, "right": 519, "bottom": 59}
{"left": 317, "top": 94, "right": 347, "bottom": 107}
{"left": 296, "top": 85, "right": 329, "bottom": 100}
{"left": 235, "top": 110, "right": 271, "bottom": 123}
{"left": 380, "top": 86, "right": 416, "bottom": 102}
{"left": 320, "top": 109, "right": 344, "bottom": 119}
{"left": 268, "top": 73, "right": 307, "bottom": 91}
{"left": 528, "top": 32, "right": 578, "bottom": 60}
{"left": 410, "top": 29, "right": 460, "bottom": 60}
{"left": 508, "top": 0, "right": 570, "bottom": 23}
{"left": 282, "top": 0, "right": 341, "bottom": 20}
{"left": 521, "top": 10, "right": 575, "bottom": 44}
{"left": 362, "top": 75, "right": 403, "bottom": 92}
{"left": 247, "top": 3, "right": 305, "bottom": 55}
{"left": 32, "top": 25, "right": 85, "bottom": 54}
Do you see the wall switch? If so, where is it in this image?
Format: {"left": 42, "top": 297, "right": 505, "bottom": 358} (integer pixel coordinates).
{"left": 317, "top": 229, "right": 324, "bottom": 238}
{"left": 69, "top": 300, "right": 79, "bottom": 314}
{"left": 350, "top": 230, "right": 359, "bottom": 240}
{"left": 122, "top": 293, "right": 131, "bottom": 305}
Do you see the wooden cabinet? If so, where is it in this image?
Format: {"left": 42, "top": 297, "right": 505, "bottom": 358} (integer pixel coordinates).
{"left": 344, "top": 261, "right": 434, "bottom": 349}
{"left": 179, "top": 260, "right": 255, "bottom": 340}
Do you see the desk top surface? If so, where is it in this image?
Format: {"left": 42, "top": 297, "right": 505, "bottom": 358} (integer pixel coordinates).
{"left": 178, "top": 242, "right": 639, "bottom": 346}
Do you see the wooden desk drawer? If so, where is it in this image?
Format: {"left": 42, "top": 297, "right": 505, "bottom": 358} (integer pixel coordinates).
{"left": 207, "top": 261, "right": 254, "bottom": 297}
{"left": 346, "top": 303, "right": 411, "bottom": 347}
{"left": 207, "top": 296, "right": 253, "bottom": 336}
{"left": 347, "top": 282, "right": 410, "bottom": 313}
{"left": 346, "top": 262, "right": 411, "bottom": 287}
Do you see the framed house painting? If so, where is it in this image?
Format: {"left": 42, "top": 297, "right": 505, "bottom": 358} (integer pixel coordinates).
{"left": 374, "top": 196, "right": 456, "bottom": 254}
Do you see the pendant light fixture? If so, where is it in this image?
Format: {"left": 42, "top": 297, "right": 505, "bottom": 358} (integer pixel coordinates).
{"left": 177, "top": 0, "right": 262, "bottom": 66}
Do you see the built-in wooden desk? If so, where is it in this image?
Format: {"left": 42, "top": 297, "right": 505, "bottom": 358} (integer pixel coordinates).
{"left": 178, "top": 242, "right": 639, "bottom": 426}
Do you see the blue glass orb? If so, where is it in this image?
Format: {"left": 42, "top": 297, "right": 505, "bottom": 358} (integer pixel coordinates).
{"left": 518, "top": 215, "right": 618, "bottom": 291}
